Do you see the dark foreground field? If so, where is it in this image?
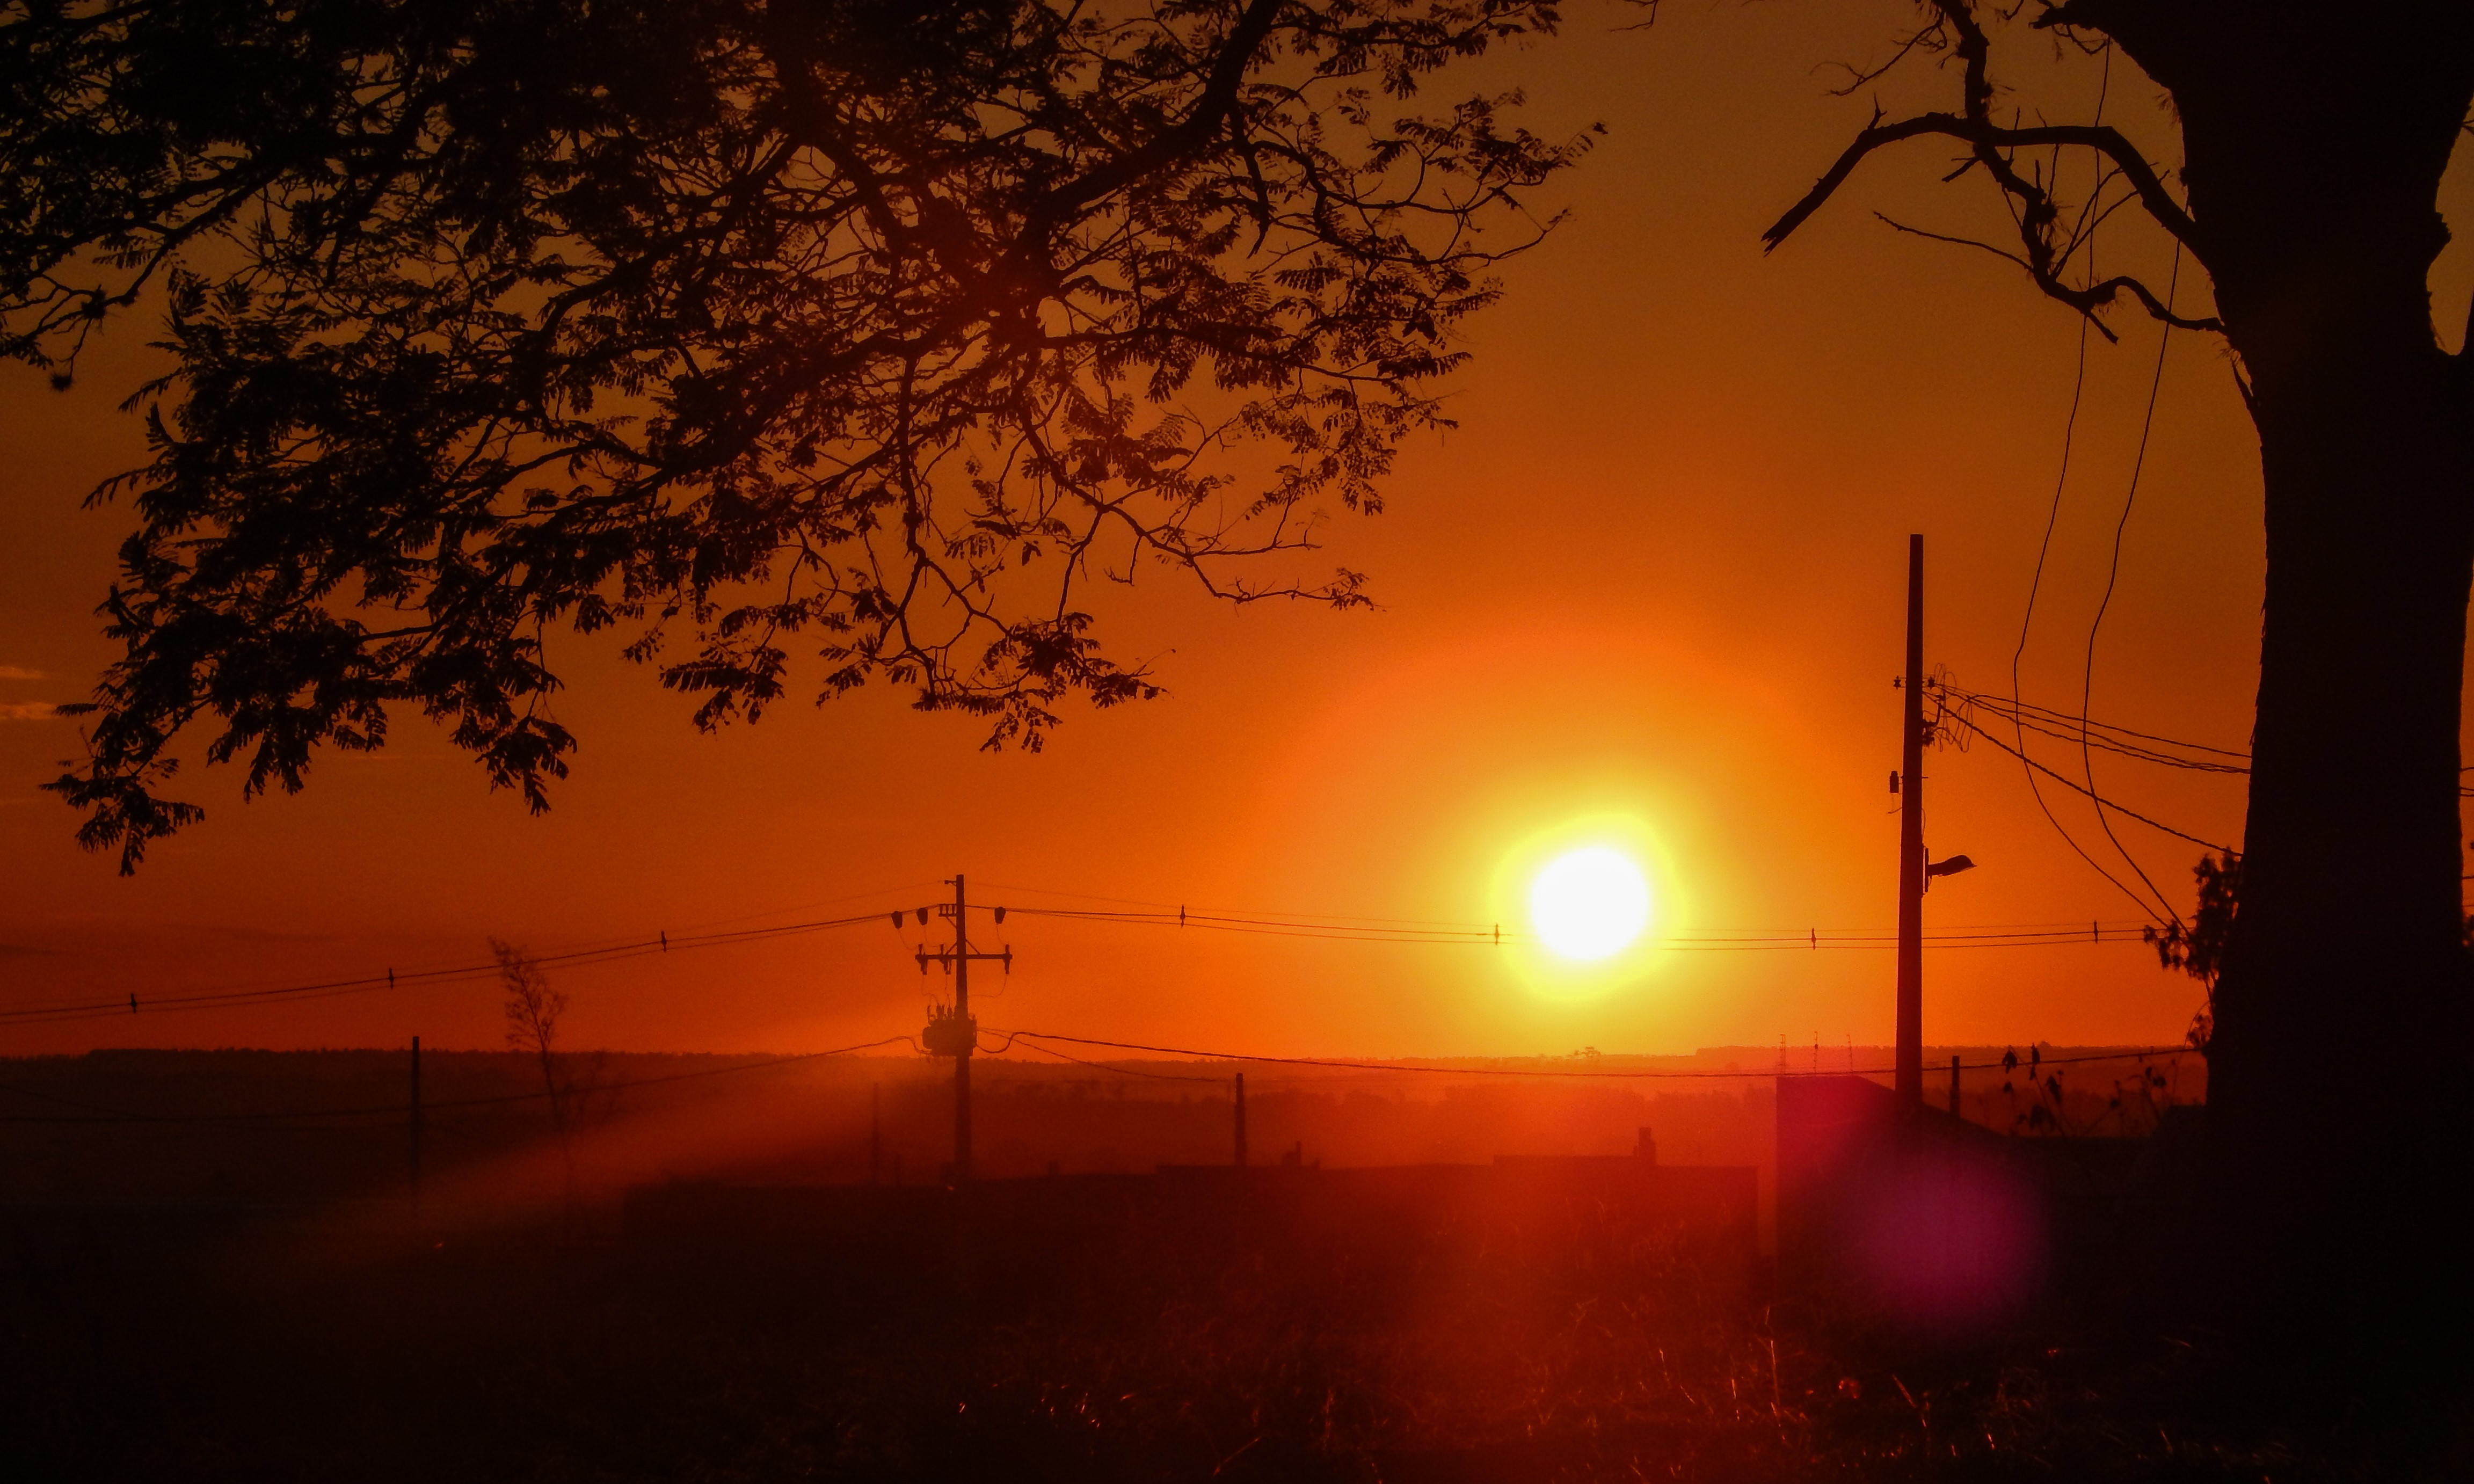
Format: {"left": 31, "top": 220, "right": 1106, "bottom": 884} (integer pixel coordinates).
{"left": 4, "top": 1194, "right": 2463, "bottom": 1483}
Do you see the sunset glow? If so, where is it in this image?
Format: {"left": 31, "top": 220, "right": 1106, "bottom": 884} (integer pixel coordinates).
{"left": 1529, "top": 847, "right": 1653, "bottom": 962}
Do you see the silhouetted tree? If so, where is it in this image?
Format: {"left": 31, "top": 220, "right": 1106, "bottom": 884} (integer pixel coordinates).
{"left": 0, "top": 0, "right": 1581, "bottom": 866}
{"left": 492, "top": 936, "right": 574, "bottom": 1188}
{"left": 2143, "top": 849, "right": 2239, "bottom": 1050}
{"left": 1766, "top": 0, "right": 2471, "bottom": 1338}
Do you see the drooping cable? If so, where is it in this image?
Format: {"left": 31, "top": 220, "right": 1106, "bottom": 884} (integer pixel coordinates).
{"left": 0, "top": 1035, "right": 914, "bottom": 1125}
{"left": 1941, "top": 705, "right": 2233, "bottom": 854}
{"left": 2004, "top": 42, "right": 2166, "bottom": 922}
{"left": 998, "top": 1030, "right": 2192, "bottom": 1081}
{"left": 2080, "top": 242, "right": 2191, "bottom": 923}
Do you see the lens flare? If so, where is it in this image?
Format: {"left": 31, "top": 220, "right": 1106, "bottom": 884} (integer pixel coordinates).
{"left": 1529, "top": 847, "right": 1651, "bottom": 961}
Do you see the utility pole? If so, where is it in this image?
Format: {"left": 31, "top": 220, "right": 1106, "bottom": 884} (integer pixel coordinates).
{"left": 869, "top": 1082, "right": 883, "bottom": 1185}
{"left": 409, "top": 1035, "right": 423, "bottom": 1223}
{"left": 1948, "top": 1054, "right": 1962, "bottom": 1120}
{"left": 1896, "top": 534, "right": 1926, "bottom": 1104}
{"left": 917, "top": 874, "right": 1012, "bottom": 1182}
{"left": 1233, "top": 1073, "right": 1248, "bottom": 1168}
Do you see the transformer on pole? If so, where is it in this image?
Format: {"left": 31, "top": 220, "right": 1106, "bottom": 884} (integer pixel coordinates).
{"left": 917, "top": 874, "right": 1012, "bottom": 1181}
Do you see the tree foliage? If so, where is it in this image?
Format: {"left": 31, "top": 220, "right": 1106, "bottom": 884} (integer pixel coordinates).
{"left": 1, "top": 0, "right": 1583, "bottom": 869}
{"left": 2143, "top": 850, "right": 2240, "bottom": 1050}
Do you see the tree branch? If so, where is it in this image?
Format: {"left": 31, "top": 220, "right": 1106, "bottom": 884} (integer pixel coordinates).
{"left": 1764, "top": 112, "right": 2201, "bottom": 261}
{"left": 1763, "top": 0, "right": 2217, "bottom": 336}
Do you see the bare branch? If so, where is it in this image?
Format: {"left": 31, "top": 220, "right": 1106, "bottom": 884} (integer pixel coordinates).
{"left": 1763, "top": 0, "right": 2217, "bottom": 336}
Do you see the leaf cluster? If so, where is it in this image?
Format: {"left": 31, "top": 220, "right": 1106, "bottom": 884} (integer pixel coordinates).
{"left": 2143, "top": 849, "right": 2239, "bottom": 1051}
{"left": 0, "top": 0, "right": 1587, "bottom": 869}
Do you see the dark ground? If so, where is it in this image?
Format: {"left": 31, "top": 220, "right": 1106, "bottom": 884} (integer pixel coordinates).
{"left": 3, "top": 1190, "right": 2465, "bottom": 1483}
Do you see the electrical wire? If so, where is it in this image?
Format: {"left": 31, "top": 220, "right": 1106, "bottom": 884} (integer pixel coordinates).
{"left": 2004, "top": 45, "right": 2165, "bottom": 923}
{"left": 2, "top": 865, "right": 2194, "bottom": 1044}
{"left": 0, "top": 1035, "right": 914, "bottom": 1125}
{"left": 1947, "top": 688, "right": 2247, "bottom": 772}
{"left": 0, "top": 899, "right": 2172, "bottom": 1039}
{"left": 0, "top": 1030, "right": 2201, "bottom": 1125}
{"left": 996, "top": 1030, "right": 2191, "bottom": 1081}
{"left": 1000, "top": 1037, "right": 1228, "bottom": 1082}
{"left": 998, "top": 905, "right": 1504, "bottom": 945}
{"left": 996, "top": 904, "right": 2154, "bottom": 950}
{"left": 974, "top": 882, "right": 1487, "bottom": 932}
{"left": 0, "top": 907, "right": 906, "bottom": 1028}
{"left": 2010, "top": 239, "right": 2157, "bottom": 913}
{"left": 1941, "top": 705, "right": 2234, "bottom": 854}
{"left": 2080, "top": 242, "right": 2191, "bottom": 923}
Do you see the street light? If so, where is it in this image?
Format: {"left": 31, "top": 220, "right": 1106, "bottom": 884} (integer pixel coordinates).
{"left": 1924, "top": 853, "right": 1977, "bottom": 891}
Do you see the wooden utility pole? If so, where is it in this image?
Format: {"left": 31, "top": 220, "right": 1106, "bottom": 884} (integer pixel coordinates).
{"left": 1234, "top": 1073, "right": 1248, "bottom": 1167}
{"left": 916, "top": 874, "right": 1012, "bottom": 1182}
{"left": 409, "top": 1035, "right": 423, "bottom": 1221}
{"left": 869, "top": 1082, "right": 883, "bottom": 1185}
{"left": 1896, "top": 535, "right": 1926, "bottom": 1104}
{"left": 1948, "top": 1054, "right": 1962, "bottom": 1120}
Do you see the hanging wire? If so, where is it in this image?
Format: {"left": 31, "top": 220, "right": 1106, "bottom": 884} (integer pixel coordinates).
{"left": 1937, "top": 702, "right": 2234, "bottom": 854}
{"left": 2002, "top": 43, "right": 2166, "bottom": 923}
{"left": 0, "top": 907, "right": 907, "bottom": 1028}
{"left": 1944, "top": 687, "right": 2246, "bottom": 771}
{"left": 2079, "top": 242, "right": 2192, "bottom": 924}
{"left": 996, "top": 1030, "right": 2192, "bottom": 1082}
{"left": 0, "top": 1035, "right": 915, "bottom": 1125}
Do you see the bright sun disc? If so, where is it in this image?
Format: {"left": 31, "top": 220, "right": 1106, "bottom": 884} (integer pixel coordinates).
{"left": 1530, "top": 847, "right": 1652, "bottom": 961}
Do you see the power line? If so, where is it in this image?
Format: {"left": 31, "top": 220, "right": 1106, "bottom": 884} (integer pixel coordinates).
{"left": 2008, "top": 204, "right": 2159, "bottom": 915}
{"left": 1947, "top": 687, "right": 2246, "bottom": 773}
{"left": 998, "top": 905, "right": 1504, "bottom": 945}
{"left": 1954, "top": 685, "right": 2474, "bottom": 799}
{"left": 3, "top": 902, "right": 2173, "bottom": 1037}
{"left": 1, "top": 882, "right": 2185, "bottom": 1041}
{"left": 0, "top": 1035, "right": 914, "bottom": 1125}
{"left": 2004, "top": 62, "right": 2175, "bottom": 926}
{"left": 1974, "top": 691, "right": 2248, "bottom": 761}
{"left": 0, "top": 1028, "right": 2200, "bottom": 1124}
{"left": 0, "top": 908, "right": 905, "bottom": 1028}
{"left": 996, "top": 1030, "right": 2193, "bottom": 1081}
{"left": 974, "top": 882, "right": 1488, "bottom": 932}
{"left": 1939, "top": 706, "right": 2234, "bottom": 855}
{"left": 2080, "top": 242, "right": 2188, "bottom": 924}
{"left": 1001, "top": 1036, "right": 1228, "bottom": 1082}
{"left": 999, "top": 904, "right": 2155, "bottom": 950}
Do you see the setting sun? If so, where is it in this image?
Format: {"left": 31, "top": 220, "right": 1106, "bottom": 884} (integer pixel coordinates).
{"left": 1529, "top": 847, "right": 1653, "bottom": 962}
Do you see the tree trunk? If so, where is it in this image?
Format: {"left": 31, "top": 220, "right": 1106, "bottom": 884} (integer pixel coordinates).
{"left": 2210, "top": 322, "right": 2473, "bottom": 1336}
{"left": 2091, "top": 2, "right": 2474, "bottom": 1342}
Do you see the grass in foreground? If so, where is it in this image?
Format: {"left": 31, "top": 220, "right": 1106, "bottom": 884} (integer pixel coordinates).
{"left": 1, "top": 1203, "right": 2459, "bottom": 1481}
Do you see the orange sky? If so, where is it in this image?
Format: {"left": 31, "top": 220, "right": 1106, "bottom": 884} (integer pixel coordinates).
{"left": 5, "top": 2, "right": 2471, "bottom": 1060}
